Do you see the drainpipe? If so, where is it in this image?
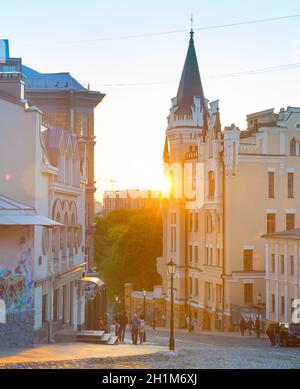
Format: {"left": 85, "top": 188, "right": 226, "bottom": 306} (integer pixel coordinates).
{"left": 221, "top": 153, "right": 226, "bottom": 331}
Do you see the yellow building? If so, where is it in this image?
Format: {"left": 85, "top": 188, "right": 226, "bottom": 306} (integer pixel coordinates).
{"left": 263, "top": 229, "right": 300, "bottom": 324}
{"left": 157, "top": 30, "right": 300, "bottom": 331}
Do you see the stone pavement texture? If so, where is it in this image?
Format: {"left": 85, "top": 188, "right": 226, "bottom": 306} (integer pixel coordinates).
{"left": 0, "top": 329, "right": 299, "bottom": 369}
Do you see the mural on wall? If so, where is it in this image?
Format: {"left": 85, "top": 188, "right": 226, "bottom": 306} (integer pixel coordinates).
{"left": 0, "top": 230, "right": 34, "bottom": 314}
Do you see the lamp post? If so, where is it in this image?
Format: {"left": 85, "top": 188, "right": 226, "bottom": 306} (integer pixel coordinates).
{"left": 143, "top": 289, "right": 147, "bottom": 342}
{"left": 189, "top": 298, "right": 192, "bottom": 333}
{"left": 114, "top": 295, "right": 119, "bottom": 337}
{"left": 167, "top": 259, "right": 176, "bottom": 351}
{"left": 257, "top": 292, "right": 262, "bottom": 319}
{"left": 152, "top": 297, "right": 156, "bottom": 330}
{"left": 143, "top": 289, "right": 146, "bottom": 319}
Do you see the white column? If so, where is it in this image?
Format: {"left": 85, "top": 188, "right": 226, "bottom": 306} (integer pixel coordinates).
{"left": 59, "top": 287, "right": 63, "bottom": 321}
{"left": 275, "top": 241, "right": 279, "bottom": 321}
{"left": 266, "top": 241, "right": 270, "bottom": 320}
{"left": 284, "top": 242, "right": 288, "bottom": 322}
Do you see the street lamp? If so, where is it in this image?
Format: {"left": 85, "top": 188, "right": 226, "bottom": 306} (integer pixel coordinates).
{"left": 167, "top": 259, "right": 176, "bottom": 351}
{"left": 152, "top": 297, "right": 156, "bottom": 330}
{"left": 143, "top": 289, "right": 147, "bottom": 319}
{"left": 114, "top": 295, "right": 119, "bottom": 337}
{"left": 188, "top": 298, "right": 192, "bottom": 333}
{"left": 257, "top": 292, "right": 262, "bottom": 318}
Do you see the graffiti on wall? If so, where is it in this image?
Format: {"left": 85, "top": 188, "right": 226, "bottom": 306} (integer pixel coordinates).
{"left": 0, "top": 244, "right": 33, "bottom": 314}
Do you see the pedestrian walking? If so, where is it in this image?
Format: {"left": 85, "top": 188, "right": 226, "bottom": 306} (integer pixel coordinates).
{"left": 139, "top": 315, "right": 146, "bottom": 344}
{"left": 266, "top": 323, "right": 275, "bottom": 347}
{"left": 255, "top": 317, "right": 261, "bottom": 338}
{"left": 275, "top": 322, "right": 281, "bottom": 348}
{"left": 248, "top": 318, "right": 254, "bottom": 336}
{"left": 119, "top": 312, "right": 128, "bottom": 341}
{"left": 240, "top": 317, "right": 246, "bottom": 336}
{"left": 131, "top": 314, "right": 140, "bottom": 345}
{"left": 114, "top": 312, "right": 121, "bottom": 338}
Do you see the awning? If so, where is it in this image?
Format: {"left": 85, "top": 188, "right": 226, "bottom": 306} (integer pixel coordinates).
{"left": 0, "top": 194, "right": 63, "bottom": 227}
{"left": 79, "top": 277, "right": 105, "bottom": 288}
{"left": 0, "top": 214, "right": 63, "bottom": 227}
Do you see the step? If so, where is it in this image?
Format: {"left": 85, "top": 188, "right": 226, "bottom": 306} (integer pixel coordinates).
{"left": 107, "top": 335, "right": 118, "bottom": 345}
{"left": 77, "top": 330, "right": 105, "bottom": 341}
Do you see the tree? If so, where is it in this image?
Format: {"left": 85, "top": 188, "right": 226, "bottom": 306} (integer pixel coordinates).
{"left": 94, "top": 208, "right": 162, "bottom": 302}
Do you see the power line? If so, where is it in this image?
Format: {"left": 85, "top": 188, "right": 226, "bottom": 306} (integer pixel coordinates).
{"left": 15, "top": 14, "right": 300, "bottom": 47}
{"left": 82, "top": 62, "right": 300, "bottom": 88}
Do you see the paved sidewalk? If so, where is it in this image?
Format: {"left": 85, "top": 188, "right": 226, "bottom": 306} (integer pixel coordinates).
{"left": 0, "top": 340, "right": 166, "bottom": 365}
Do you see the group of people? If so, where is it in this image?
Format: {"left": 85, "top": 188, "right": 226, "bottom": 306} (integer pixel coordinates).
{"left": 266, "top": 322, "right": 281, "bottom": 347}
{"left": 113, "top": 312, "right": 146, "bottom": 345}
{"left": 239, "top": 316, "right": 261, "bottom": 337}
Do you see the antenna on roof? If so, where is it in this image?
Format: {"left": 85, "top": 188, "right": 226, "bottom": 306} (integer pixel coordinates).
{"left": 190, "top": 14, "right": 194, "bottom": 39}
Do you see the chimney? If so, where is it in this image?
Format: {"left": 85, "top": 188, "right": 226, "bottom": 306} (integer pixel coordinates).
{"left": 0, "top": 40, "right": 9, "bottom": 62}
{"left": 0, "top": 39, "right": 24, "bottom": 100}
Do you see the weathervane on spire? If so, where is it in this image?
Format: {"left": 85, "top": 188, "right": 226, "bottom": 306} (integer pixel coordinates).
{"left": 190, "top": 14, "right": 194, "bottom": 39}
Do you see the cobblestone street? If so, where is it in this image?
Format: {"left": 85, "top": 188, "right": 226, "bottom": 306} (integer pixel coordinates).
{"left": 0, "top": 328, "right": 299, "bottom": 369}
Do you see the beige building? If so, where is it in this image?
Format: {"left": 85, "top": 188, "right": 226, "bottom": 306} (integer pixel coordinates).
{"left": 263, "top": 229, "right": 300, "bottom": 324}
{"left": 157, "top": 30, "right": 300, "bottom": 331}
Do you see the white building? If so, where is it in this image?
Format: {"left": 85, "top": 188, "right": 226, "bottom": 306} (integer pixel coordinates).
{"left": 0, "top": 40, "right": 99, "bottom": 345}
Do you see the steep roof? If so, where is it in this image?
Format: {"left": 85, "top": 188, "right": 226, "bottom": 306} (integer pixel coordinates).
{"left": 176, "top": 30, "right": 205, "bottom": 113}
{"left": 22, "top": 65, "right": 87, "bottom": 91}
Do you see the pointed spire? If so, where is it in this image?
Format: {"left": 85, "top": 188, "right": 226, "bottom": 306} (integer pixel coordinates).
{"left": 202, "top": 110, "right": 208, "bottom": 142}
{"left": 214, "top": 108, "right": 222, "bottom": 135}
{"left": 163, "top": 136, "right": 170, "bottom": 163}
{"left": 176, "top": 30, "right": 205, "bottom": 113}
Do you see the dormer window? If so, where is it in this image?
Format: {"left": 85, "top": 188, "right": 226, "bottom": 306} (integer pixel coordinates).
{"left": 290, "top": 138, "right": 296, "bottom": 156}
{"left": 208, "top": 171, "right": 215, "bottom": 199}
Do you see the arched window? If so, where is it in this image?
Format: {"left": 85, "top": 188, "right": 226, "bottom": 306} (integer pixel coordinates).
{"left": 208, "top": 171, "right": 215, "bottom": 199}
{"left": 290, "top": 138, "right": 296, "bottom": 156}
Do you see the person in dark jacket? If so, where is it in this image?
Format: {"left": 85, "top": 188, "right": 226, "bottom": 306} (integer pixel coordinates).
{"left": 274, "top": 322, "right": 281, "bottom": 347}
{"left": 119, "top": 312, "right": 128, "bottom": 341}
{"left": 131, "top": 314, "right": 140, "bottom": 345}
{"left": 248, "top": 318, "right": 254, "bottom": 336}
{"left": 240, "top": 317, "right": 246, "bottom": 336}
{"left": 266, "top": 324, "right": 276, "bottom": 347}
{"left": 255, "top": 317, "right": 261, "bottom": 338}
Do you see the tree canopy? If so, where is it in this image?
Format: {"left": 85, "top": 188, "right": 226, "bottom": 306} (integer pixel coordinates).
{"left": 94, "top": 208, "right": 162, "bottom": 302}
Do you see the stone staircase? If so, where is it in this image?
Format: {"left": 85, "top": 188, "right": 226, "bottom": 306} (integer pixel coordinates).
{"left": 54, "top": 329, "right": 118, "bottom": 345}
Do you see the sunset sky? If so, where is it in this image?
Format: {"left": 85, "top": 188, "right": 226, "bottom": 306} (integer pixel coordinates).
{"left": 2, "top": 0, "right": 300, "bottom": 200}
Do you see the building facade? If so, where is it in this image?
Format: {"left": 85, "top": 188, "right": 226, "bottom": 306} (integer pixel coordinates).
{"left": 103, "top": 189, "right": 162, "bottom": 215}
{"left": 157, "top": 31, "right": 300, "bottom": 331}
{"left": 0, "top": 40, "right": 103, "bottom": 345}
{"left": 264, "top": 229, "right": 300, "bottom": 324}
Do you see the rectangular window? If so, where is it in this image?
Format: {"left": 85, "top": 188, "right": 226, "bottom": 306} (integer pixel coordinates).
{"left": 271, "top": 254, "right": 276, "bottom": 273}
{"left": 268, "top": 172, "right": 275, "bottom": 199}
{"left": 286, "top": 213, "right": 295, "bottom": 230}
{"left": 288, "top": 172, "right": 294, "bottom": 199}
{"left": 217, "top": 248, "right": 221, "bottom": 267}
{"left": 281, "top": 296, "right": 285, "bottom": 316}
{"left": 244, "top": 284, "right": 253, "bottom": 304}
{"left": 189, "top": 213, "right": 193, "bottom": 232}
{"left": 271, "top": 294, "right": 275, "bottom": 313}
{"left": 189, "top": 245, "right": 193, "bottom": 263}
{"left": 290, "top": 256, "right": 295, "bottom": 276}
{"left": 194, "top": 213, "right": 199, "bottom": 232}
{"left": 210, "top": 248, "right": 213, "bottom": 266}
{"left": 189, "top": 277, "right": 193, "bottom": 296}
{"left": 267, "top": 213, "right": 276, "bottom": 233}
{"left": 216, "top": 285, "right": 222, "bottom": 304}
{"left": 195, "top": 246, "right": 198, "bottom": 263}
{"left": 195, "top": 279, "right": 199, "bottom": 297}
{"left": 244, "top": 250, "right": 253, "bottom": 271}
{"left": 281, "top": 255, "right": 285, "bottom": 275}
{"left": 205, "top": 247, "right": 209, "bottom": 265}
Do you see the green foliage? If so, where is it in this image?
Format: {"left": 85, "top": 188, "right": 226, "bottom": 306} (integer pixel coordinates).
{"left": 94, "top": 208, "right": 162, "bottom": 303}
